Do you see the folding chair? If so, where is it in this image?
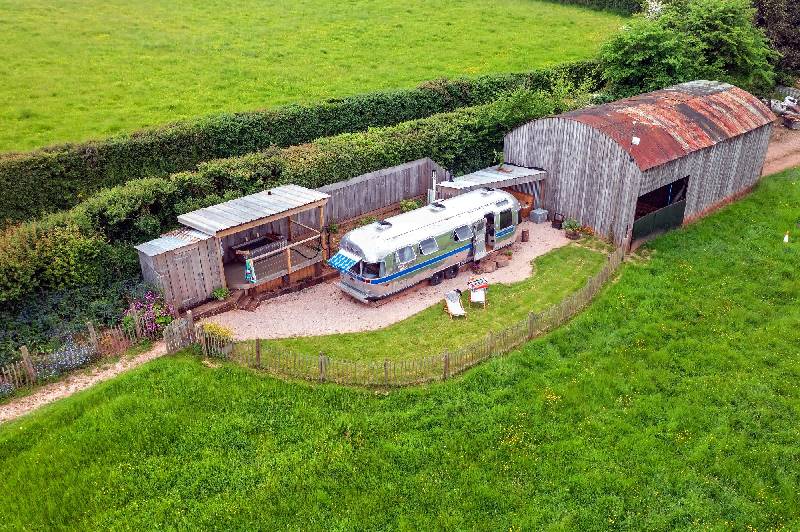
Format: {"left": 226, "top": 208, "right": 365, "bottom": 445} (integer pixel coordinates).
{"left": 444, "top": 289, "right": 466, "bottom": 319}
{"left": 467, "top": 277, "right": 489, "bottom": 309}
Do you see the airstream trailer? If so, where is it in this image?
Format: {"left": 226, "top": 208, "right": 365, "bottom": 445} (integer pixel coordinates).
{"left": 327, "top": 188, "right": 522, "bottom": 303}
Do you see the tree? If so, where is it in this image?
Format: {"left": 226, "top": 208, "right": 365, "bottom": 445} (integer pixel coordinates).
{"left": 661, "top": 0, "right": 778, "bottom": 94}
{"left": 601, "top": 0, "right": 778, "bottom": 97}
{"left": 753, "top": 0, "right": 800, "bottom": 75}
{"left": 600, "top": 19, "right": 707, "bottom": 97}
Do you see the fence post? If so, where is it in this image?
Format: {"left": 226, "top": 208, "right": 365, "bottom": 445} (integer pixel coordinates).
{"left": 443, "top": 352, "right": 450, "bottom": 381}
{"left": 19, "top": 345, "right": 36, "bottom": 385}
{"left": 527, "top": 312, "right": 536, "bottom": 339}
{"left": 255, "top": 339, "right": 261, "bottom": 368}
{"left": 86, "top": 321, "right": 99, "bottom": 354}
{"left": 383, "top": 359, "right": 389, "bottom": 386}
{"left": 200, "top": 330, "right": 208, "bottom": 358}
{"left": 186, "top": 310, "right": 195, "bottom": 342}
{"left": 319, "top": 352, "right": 327, "bottom": 382}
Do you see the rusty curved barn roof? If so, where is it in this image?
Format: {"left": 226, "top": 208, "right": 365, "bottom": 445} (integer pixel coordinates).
{"left": 560, "top": 81, "right": 774, "bottom": 171}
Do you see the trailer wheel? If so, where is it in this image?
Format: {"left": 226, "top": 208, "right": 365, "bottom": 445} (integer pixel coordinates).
{"left": 429, "top": 271, "right": 444, "bottom": 286}
{"left": 444, "top": 265, "right": 459, "bottom": 279}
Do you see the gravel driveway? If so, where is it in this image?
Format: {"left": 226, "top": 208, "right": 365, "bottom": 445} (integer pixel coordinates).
{"left": 207, "top": 222, "right": 570, "bottom": 340}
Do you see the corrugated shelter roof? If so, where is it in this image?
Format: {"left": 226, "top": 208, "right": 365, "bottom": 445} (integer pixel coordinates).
{"left": 437, "top": 164, "right": 545, "bottom": 194}
{"left": 177, "top": 184, "right": 330, "bottom": 236}
{"left": 560, "top": 81, "right": 774, "bottom": 171}
{"left": 134, "top": 228, "right": 213, "bottom": 257}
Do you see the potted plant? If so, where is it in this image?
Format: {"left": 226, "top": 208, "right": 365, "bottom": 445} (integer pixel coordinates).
{"left": 563, "top": 219, "right": 581, "bottom": 240}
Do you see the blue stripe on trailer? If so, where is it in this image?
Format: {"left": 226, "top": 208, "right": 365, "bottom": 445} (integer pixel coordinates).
{"left": 369, "top": 243, "right": 472, "bottom": 284}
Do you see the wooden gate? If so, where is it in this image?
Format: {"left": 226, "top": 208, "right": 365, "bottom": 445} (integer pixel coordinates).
{"left": 164, "top": 318, "right": 195, "bottom": 354}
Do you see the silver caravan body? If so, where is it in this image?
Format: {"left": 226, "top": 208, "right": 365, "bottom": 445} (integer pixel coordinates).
{"left": 328, "top": 188, "right": 521, "bottom": 303}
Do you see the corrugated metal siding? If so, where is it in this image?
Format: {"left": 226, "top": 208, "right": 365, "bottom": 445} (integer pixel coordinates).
{"left": 558, "top": 81, "right": 774, "bottom": 171}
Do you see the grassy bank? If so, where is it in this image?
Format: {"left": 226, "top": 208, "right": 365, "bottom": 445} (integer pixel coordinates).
{"left": 0, "top": 170, "right": 798, "bottom": 528}
{"left": 257, "top": 243, "right": 608, "bottom": 362}
{"left": 0, "top": 0, "right": 625, "bottom": 151}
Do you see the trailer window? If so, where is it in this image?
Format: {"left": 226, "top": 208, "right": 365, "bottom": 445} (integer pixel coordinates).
{"left": 499, "top": 209, "right": 513, "bottom": 230}
{"left": 362, "top": 262, "right": 382, "bottom": 279}
{"left": 453, "top": 225, "right": 471, "bottom": 242}
{"left": 396, "top": 245, "right": 416, "bottom": 265}
{"left": 418, "top": 237, "right": 438, "bottom": 256}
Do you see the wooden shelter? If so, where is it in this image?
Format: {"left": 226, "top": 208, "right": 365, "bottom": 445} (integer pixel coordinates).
{"left": 136, "top": 184, "right": 329, "bottom": 310}
{"left": 504, "top": 81, "right": 774, "bottom": 244}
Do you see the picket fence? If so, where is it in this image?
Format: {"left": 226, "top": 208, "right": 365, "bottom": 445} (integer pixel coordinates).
{"left": 0, "top": 315, "right": 161, "bottom": 397}
{"left": 166, "top": 246, "right": 626, "bottom": 387}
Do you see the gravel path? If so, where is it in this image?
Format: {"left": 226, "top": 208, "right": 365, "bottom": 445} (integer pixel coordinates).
{"left": 207, "top": 222, "right": 570, "bottom": 340}
{"left": 0, "top": 342, "right": 167, "bottom": 424}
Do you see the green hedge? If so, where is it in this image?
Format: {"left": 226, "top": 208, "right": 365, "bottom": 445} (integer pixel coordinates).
{"left": 545, "top": 0, "right": 642, "bottom": 14}
{"left": 0, "top": 61, "right": 599, "bottom": 225}
{"left": 0, "top": 88, "right": 574, "bottom": 309}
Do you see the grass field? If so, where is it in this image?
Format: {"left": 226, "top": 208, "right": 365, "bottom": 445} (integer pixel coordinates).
{"left": 259, "top": 243, "right": 608, "bottom": 361}
{"left": 1, "top": 170, "right": 798, "bottom": 529}
{"left": 0, "top": 0, "right": 625, "bottom": 152}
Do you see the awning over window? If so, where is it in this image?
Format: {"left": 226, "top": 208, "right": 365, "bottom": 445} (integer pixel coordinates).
{"left": 327, "top": 250, "right": 360, "bottom": 272}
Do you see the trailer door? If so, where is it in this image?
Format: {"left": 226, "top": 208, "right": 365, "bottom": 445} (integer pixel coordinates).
{"left": 472, "top": 219, "right": 487, "bottom": 260}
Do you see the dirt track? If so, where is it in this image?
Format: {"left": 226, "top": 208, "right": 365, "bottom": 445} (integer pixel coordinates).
{"left": 763, "top": 124, "right": 800, "bottom": 176}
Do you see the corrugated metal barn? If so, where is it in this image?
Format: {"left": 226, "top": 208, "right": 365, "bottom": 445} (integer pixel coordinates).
{"left": 504, "top": 81, "right": 775, "bottom": 244}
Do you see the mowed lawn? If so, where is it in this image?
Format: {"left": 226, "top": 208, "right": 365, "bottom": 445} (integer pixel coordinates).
{"left": 0, "top": 0, "right": 625, "bottom": 152}
{"left": 259, "top": 243, "right": 608, "bottom": 362}
{"left": 1, "top": 171, "right": 798, "bottom": 529}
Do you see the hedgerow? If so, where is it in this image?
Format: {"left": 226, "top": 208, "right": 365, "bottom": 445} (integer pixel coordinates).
{"left": 545, "top": 0, "right": 643, "bottom": 14}
{"left": 0, "top": 88, "right": 574, "bottom": 363}
{"left": 0, "top": 61, "right": 599, "bottom": 225}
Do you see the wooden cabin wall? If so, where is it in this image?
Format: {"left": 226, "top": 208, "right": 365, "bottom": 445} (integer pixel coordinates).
{"left": 143, "top": 237, "right": 223, "bottom": 311}
{"left": 504, "top": 118, "right": 642, "bottom": 243}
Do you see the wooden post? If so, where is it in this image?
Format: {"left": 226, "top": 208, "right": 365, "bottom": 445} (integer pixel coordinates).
{"left": 86, "top": 321, "right": 99, "bottom": 354}
{"left": 319, "top": 352, "right": 327, "bottom": 382}
{"left": 19, "top": 345, "right": 35, "bottom": 385}
{"left": 443, "top": 353, "right": 450, "bottom": 381}
{"left": 201, "top": 331, "right": 208, "bottom": 358}
{"left": 255, "top": 339, "right": 261, "bottom": 368}
{"left": 186, "top": 310, "right": 195, "bottom": 342}
{"left": 384, "top": 359, "right": 389, "bottom": 386}
{"left": 318, "top": 206, "right": 327, "bottom": 257}
{"left": 287, "top": 215, "right": 293, "bottom": 242}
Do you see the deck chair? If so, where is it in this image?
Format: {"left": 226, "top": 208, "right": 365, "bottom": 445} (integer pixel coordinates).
{"left": 470, "top": 287, "right": 487, "bottom": 309}
{"left": 467, "top": 278, "right": 489, "bottom": 309}
{"left": 444, "top": 289, "right": 466, "bottom": 319}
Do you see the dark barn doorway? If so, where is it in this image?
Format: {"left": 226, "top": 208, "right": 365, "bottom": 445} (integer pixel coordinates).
{"left": 633, "top": 176, "right": 689, "bottom": 241}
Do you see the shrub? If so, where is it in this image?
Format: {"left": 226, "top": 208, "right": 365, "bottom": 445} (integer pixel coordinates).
{"left": 544, "top": 0, "right": 643, "bottom": 14}
{"left": 201, "top": 323, "right": 234, "bottom": 343}
{"left": 563, "top": 219, "right": 581, "bottom": 232}
{"left": 399, "top": 199, "right": 422, "bottom": 213}
{"left": 211, "top": 287, "right": 230, "bottom": 301}
{"left": 358, "top": 216, "right": 378, "bottom": 227}
{"left": 326, "top": 222, "right": 340, "bottom": 234}
{"left": 0, "top": 61, "right": 601, "bottom": 225}
{"left": 601, "top": 0, "right": 778, "bottom": 97}
{"left": 124, "top": 290, "right": 174, "bottom": 336}
{"left": 0, "top": 279, "right": 151, "bottom": 365}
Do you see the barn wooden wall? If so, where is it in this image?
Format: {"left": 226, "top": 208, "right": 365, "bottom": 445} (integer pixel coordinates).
{"left": 504, "top": 118, "right": 642, "bottom": 243}
{"left": 504, "top": 119, "right": 773, "bottom": 244}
